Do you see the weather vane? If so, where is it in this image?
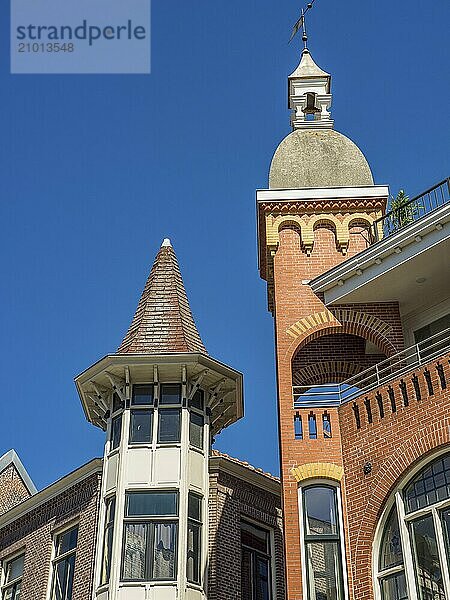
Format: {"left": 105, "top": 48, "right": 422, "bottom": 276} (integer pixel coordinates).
{"left": 289, "top": 0, "right": 317, "bottom": 48}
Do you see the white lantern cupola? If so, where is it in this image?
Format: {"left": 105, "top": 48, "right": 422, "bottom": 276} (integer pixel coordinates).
{"left": 288, "top": 48, "right": 333, "bottom": 130}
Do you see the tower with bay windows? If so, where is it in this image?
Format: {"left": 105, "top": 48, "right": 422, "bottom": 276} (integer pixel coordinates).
{"left": 75, "top": 238, "right": 243, "bottom": 600}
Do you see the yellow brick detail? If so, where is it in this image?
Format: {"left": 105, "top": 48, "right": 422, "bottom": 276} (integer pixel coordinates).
{"left": 291, "top": 462, "right": 344, "bottom": 483}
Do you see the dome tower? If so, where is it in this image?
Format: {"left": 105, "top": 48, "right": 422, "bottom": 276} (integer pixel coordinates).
{"left": 257, "top": 44, "right": 390, "bottom": 600}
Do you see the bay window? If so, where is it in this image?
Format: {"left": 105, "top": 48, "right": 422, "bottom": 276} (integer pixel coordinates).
{"left": 122, "top": 491, "right": 178, "bottom": 581}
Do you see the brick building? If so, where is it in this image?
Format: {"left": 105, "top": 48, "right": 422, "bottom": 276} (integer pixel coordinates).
{"left": 257, "top": 45, "right": 450, "bottom": 600}
{"left": 1, "top": 35, "right": 449, "bottom": 600}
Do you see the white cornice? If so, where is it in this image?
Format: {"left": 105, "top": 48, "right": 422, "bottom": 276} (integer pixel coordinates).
{"left": 256, "top": 185, "right": 389, "bottom": 203}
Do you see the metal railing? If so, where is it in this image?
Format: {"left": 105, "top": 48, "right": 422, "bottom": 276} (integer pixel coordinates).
{"left": 367, "top": 178, "right": 449, "bottom": 243}
{"left": 293, "top": 328, "right": 450, "bottom": 408}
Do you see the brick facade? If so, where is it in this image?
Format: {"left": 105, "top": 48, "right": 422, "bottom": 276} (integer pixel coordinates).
{"left": 0, "top": 464, "right": 102, "bottom": 600}
{"left": 339, "top": 352, "right": 450, "bottom": 600}
{"left": 0, "top": 464, "right": 31, "bottom": 516}
{"left": 208, "top": 456, "right": 285, "bottom": 600}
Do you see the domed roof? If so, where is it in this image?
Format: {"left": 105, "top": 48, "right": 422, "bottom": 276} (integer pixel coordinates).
{"left": 269, "top": 129, "right": 374, "bottom": 189}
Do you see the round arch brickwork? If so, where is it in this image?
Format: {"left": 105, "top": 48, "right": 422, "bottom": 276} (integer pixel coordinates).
{"left": 286, "top": 320, "right": 397, "bottom": 363}
{"left": 291, "top": 462, "right": 344, "bottom": 483}
{"left": 292, "top": 360, "right": 365, "bottom": 386}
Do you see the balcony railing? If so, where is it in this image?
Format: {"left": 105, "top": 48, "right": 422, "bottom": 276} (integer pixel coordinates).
{"left": 293, "top": 328, "right": 450, "bottom": 408}
{"left": 367, "top": 178, "right": 450, "bottom": 243}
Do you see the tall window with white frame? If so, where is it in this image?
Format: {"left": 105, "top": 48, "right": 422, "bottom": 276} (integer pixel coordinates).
{"left": 100, "top": 496, "right": 116, "bottom": 586}
{"left": 187, "top": 492, "right": 203, "bottom": 584}
{"left": 376, "top": 452, "right": 450, "bottom": 600}
{"left": 1, "top": 553, "right": 24, "bottom": 600}
{"left": 50, "top": 525, "right": 78, "bottom": 600}
{"left": 301, "top": 485, "right": 345, "bottom": 600}
{"left": 241, "top": 520, "right": 272, "bottom": 600}
{"left": 122, "top": 491, "right": 179, "bottom": 582}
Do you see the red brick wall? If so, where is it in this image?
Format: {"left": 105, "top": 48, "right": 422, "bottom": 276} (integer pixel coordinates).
{"left": 339, "top": 353, "right": 450, "bottom": 600}
{"left": 0, "top": 465, "right": 31, "bottom": 516}
{"left": 0, "top": 470, "right": 102, "bottom": 600}
{"left": 271, "top": 222, "right": 405, "bottom": 599}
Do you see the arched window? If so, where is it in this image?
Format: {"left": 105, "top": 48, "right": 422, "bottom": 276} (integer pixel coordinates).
{"left": 375, "top": 452, "right": 450, "bottom": 600}
{"left": 300, "top": 484, "right": 346, "bottom": 600}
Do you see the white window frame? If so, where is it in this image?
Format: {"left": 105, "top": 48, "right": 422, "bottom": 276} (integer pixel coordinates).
{"left": 297, "top": 479, "right": 349, "bottom": 600}
{"left": 373, "top": 449, "right": 450, "bottom": 600}
{"left": 45, "top": 521, "right": 79, "bottom": 600}
{"left": 0, "top": 550, "right": 25, "bottom": 600}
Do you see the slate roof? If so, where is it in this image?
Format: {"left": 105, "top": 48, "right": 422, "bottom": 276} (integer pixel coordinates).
{"left": 117, "top": 239, "right": 207, "bottom": 355}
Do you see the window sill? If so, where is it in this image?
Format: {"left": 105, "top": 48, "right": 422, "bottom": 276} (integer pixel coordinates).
{"left": 107, "top": 448, "right": 120, "bottom": 459}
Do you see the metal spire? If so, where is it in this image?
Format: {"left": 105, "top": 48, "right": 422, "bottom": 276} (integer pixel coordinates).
{"left": 289, "top": 0, "right": 317, "bottom": 48}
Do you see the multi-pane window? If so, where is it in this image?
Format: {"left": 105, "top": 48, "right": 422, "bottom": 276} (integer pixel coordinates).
{"left": 302, "top": 485, "right": 344, "bottom": 600}
{"left": 376, "top": 453, "right": 450, "bottom": 600}
{"left": 110, "top": 414, "right": 122, "bottom": 451}
{"left": 189, "top": 390, "right": 205, "bottom": 450}
{"left": 101, "top": 497, "right": 116, "bottom": 586}
{"left": 122, "top": 491, "right": 178, "bottom": 581}
{"left": 50, "top": 525, "right": 78, "bottom": 600}
{"left": 1, "top": 553, "right": 24, "bottom": 600}
{"left": 130, "top": 385, "right": 154, "bottom": 444}
{"left": 241, "top": 521, "right": 272, "bottom": 600}
{"left": 187, "top": 493, "right": 203, "bottom": 584}
{"left": 158, "top": 384, "right": 182, "bottom": 444}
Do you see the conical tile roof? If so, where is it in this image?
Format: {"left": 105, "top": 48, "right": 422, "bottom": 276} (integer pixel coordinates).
{"left": 117, "top": 239, "right": 207, "bottom": 355}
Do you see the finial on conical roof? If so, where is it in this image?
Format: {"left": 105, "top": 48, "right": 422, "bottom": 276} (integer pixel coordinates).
{"left": 117, "top": 241, "right": 207, "bottom": 355}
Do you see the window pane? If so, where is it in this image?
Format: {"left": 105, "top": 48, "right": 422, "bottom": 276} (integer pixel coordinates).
{"left": 380, "top": 571, "right": 408, "bottom": 600}
{"left": 129, "top": 410, "right": 153, "bottom": 444}
{"left": 441, "top": 508, "right": 450, "bottom": 570}
{"left": 112, "top": 392, "right": 123, "bottom": 413}
{"left": 241, "top": 521, "right": 269, "bottom": 554}
{"left": 306, "top": 541, "right": 343, "bottom": 600}
{"left": 122, "top": 523, "right": 148, "bottom": 580}
{"left": 255, "top": 556, "right": 270, "bottom": 600}
{"left": 101, "top": 498, "right": 116, "bottom": 585}
{"left": 158, "top": 409, "right": 181, "bottom": 443}
{"left": 188, "top": 494, "right": 202, "bottom": 522}
{"left": 126, "top": 492, "right": 178, "bottom": 517}
{"left": 187, "top": 522, "right": 201, "bottom": 583}
{"left": 55, "top": 527, "right": 78, "bottom": 557}
{"left": 101, "top": 524, "right": 114, "bottom": 585}
{"left": 6, "top": 555, "right": 24, "bottom": 582}
{"left": 3, "top": 581, "right": 21, "bottom": 600}
{"left": 304, "top": 487, "right": 338, "bottom": 536}
{"left": 189, "top": 389, "right": 204, "bottom": 411}
{"left": 379, "top": 507, "right": 403, "bottom": 570}
{"left": 111, "top": 414, "right": 122, "bottom": 451}
{"left": 132, "top": 385, "right": 153, "bottom": 406}
{"left": 160, "top": 384, "right": 181, "bottom": 405}
{"left": 410, "top": 515, "right": 445, "bottom": 600}
{"left": 404, "top": 454, "right": 450, "bottom": 513}
{"left": 241, "top": 548, "right": 253, "bottom": 600}
{"left": 189, "top": 412, "right": 204, "bottom": 449}
{"left": 153, "top": 522, "right": 177, "bottom": 580}
{"left": 52, "top": 553, "right": 75, "bottom": 600}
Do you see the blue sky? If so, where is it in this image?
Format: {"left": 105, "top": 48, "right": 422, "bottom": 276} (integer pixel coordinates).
{"left": 0, "top": 0, "right": 449, "bottom": 489}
